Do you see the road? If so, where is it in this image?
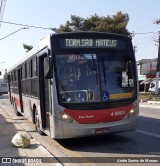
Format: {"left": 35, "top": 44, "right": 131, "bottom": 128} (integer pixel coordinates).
{"left": 0, "top": 95, "right": 160, "bottom": 166}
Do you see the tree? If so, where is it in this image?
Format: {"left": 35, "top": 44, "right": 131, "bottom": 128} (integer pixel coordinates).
{"left": 51, "top": 11, "right": 130, "bottom": 35}
{"left": 3, "top": 69, "right": 7, "bottom": 82}
{"left": 23, "top": 43, "right": 33, "bottom": 52}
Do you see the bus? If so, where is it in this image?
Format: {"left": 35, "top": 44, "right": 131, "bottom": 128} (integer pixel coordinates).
{"left": 7, "top": 32, "right": 139, "bottom": 139}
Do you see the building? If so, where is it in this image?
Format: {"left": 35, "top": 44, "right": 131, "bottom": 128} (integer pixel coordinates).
{"left": 137, "top": 58, "right": 158, "bottom": 92}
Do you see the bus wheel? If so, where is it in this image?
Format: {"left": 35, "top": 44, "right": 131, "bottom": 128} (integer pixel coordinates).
{"left": 35, "top": 110, "right": 43, "bottom": 135}
{"left": 14, "top": 100, "right": 21, "bottom": 116}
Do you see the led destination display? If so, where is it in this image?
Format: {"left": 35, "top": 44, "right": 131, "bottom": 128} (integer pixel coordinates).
{"left": 60, "top": 38, "right": 126, "bottom": 49}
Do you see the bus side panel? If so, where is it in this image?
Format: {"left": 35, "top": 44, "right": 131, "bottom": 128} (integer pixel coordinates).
{"left": 50, "top": 78, "right": 64, "bottom": 139}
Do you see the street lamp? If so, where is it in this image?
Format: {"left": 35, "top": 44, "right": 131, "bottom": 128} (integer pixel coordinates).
{"left": 0, "top": 27, "right": 29, "bottom": 41}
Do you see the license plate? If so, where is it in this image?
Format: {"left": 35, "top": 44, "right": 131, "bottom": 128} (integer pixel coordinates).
{"left": 95, "top": 128, "right": 109, "bottom": 135}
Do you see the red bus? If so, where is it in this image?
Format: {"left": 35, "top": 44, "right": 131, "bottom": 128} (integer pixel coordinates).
{"left": 8, "top": 32, "right": 139, "bottom": 139}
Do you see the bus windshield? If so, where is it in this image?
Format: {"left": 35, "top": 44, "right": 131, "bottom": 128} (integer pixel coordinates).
{"left": 55, "top": 53, "right": 134, "bottom": 103}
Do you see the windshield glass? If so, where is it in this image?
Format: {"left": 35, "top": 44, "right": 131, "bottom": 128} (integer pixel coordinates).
{"left": 55, "top": 53, "right": 134, "bottom": 103}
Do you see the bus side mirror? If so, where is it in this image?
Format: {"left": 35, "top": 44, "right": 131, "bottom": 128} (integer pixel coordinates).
{"left": 0, "top": 71, "right": 1, "bottom": 75}
{"left": 45, "top": 56, "right": 53, "bottom": 79}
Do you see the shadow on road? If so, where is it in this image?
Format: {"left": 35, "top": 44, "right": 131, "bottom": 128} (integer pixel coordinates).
{"left": 0, "top": 113, "right": 25, "bottom": 165}
{"left": 57, "top": 116, "right": 160, "bottom": 156}
{"left": 2, "top": 94, "right": 160, "bottom": 157}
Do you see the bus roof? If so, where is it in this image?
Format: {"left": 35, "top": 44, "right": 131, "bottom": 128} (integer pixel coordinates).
{"left": 51, "top": 31, "right": 131, "bottom": 39}
{"left": 8, "top": 34, "right": 52, "bottom": 72}
{"left": 8, "top": 32, "right": 131, "bottom": 73}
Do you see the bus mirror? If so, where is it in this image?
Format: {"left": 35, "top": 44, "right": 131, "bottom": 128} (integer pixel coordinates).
{"left": 45, "top": 56, "right": 53, "bottom": 79}
{"left": 0, "top": 71, "right": 1, "bottom": 75}
{"left": 45, "top": 67, "right": 53, "bottom": 79}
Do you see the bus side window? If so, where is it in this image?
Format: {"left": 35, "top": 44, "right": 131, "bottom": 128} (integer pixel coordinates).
{"left": 32, "top": 56, "right": 37, "bottom": 77}
{"left": 30, "top": 59, "right": 33, "bottom": 78}
{"left": 31, "top": 56, "right": 38, "bottom": 97}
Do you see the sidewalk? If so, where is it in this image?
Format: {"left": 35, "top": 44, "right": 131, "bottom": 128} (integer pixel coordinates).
{"left": 147, "top": 100, "right": 160, "bottom": 104}
{"left": 0, "top": 103, "right": 62, "bottom": 166}
{"left": 139, "top": 99, "right": 160, "bottom": 105}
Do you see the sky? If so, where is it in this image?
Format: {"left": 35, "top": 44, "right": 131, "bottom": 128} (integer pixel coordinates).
{"left": 0, "top": 0, "right": 160, "bottom": 77}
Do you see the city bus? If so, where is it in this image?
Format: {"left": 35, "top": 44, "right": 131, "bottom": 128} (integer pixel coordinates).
{"left": 7, "top": 32, "right": 139, "bottom": 139}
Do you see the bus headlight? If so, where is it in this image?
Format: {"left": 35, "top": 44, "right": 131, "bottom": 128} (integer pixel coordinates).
{"left": 62, "top": 113, "right": 68, "bottom": 120}
{"left": 127, "top": 108, "right": 136, "bottom": 118}
{"left": 60, "top": 112, "right": 73, "bottom": 122}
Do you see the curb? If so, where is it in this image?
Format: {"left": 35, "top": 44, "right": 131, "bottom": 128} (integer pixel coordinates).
{"left": 139, "top": 99, "right": 160, "bottom": 104}
{"left": 147, "top": 101, "right": 160, "bottom": 104}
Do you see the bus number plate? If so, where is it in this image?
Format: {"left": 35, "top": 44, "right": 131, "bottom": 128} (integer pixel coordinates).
{"left": 95, "top": 128, "right": 109, "bottom": 135}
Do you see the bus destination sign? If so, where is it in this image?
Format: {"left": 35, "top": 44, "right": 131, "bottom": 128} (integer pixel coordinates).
{"left": 60, "top": 39, "right": 125, "bottom": 49}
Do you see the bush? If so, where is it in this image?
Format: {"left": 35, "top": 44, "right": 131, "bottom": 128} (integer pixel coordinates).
{"left": 139, "top": 92, "right": 160, "bottom": 101}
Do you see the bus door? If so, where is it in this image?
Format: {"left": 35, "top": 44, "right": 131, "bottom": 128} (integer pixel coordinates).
{"left": 7, "top": 75, "right": 12, "bottom": 104}
{"left": 18, "top": 67, "right": 23, "bottom": 112}
{"left": 38, "top": 49, "right": 52, "bottom": 133}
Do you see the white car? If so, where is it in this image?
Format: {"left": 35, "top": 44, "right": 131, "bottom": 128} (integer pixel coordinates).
{"left": 148, "top": 86, "right": 160, "bottom": 93}
{"left": 0, "top": 83, "right": 8, "bottom": 96}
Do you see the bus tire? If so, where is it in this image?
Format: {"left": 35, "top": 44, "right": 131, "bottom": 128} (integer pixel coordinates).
{"left": 10, "top": 98, "right": 12, "bottom": 104}
{"left": 12, "top": 97, "right": 14, "bottom": 107}
{"left": 34, "top": 110, "right": 44, "bottom": 135}
{"left": 14, "top": 99, "right": 21, "bottom": 116}
{"left": 32, "top": 105, "right": 36, "bottom": 124}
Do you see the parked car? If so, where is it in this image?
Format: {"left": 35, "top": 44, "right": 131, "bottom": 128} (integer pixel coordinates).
{"left": 0, "top": 83, "right": 8, "bottom": 96}
{"left": 148, "top": 87, "right": 160, "bottom": 93}
{"left": 148, "top": 80, "right": 160, "bottom": 93}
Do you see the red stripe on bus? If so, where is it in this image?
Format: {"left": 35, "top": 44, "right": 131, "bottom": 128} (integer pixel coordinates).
{"left": 64, "top": 104, "right": 133, "bottom": 124}
{"left": 15, "top": 99, "right": 20, "bottom": 107}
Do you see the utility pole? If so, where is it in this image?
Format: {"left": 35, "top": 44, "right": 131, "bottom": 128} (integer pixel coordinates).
{"left": 0, "top": 0, "right": 7, "bottom": 28}
{"left": 154, "top": 19, "right": 160, "bottom": 95}
{"left": 155, "top": 32, "right": 160, "bottom": 94}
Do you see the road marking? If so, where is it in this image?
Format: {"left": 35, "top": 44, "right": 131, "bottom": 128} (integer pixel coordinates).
{"left": 139, "top": 113, "right": 148, "bottom": 116}
{"left": 139, "top": 104, "right": 160, "bottom": 109}
{"left": 136, "top": 129, "right": 160, "bottom": 138}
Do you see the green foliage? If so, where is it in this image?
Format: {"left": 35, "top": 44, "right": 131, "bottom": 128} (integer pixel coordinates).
{"left": 23, "top": 43, "right": 33, "bottom": 52}
{"left": 139, "top": 93, "right": 160, "bottom": 101}
{"left": 51, "top": 11, "right": 130, "bottom": 35}
{"left": 3, "top": 69, "right": 7, "bottom": 81}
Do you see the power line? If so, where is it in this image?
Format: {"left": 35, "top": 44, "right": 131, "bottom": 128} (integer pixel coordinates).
{"left": 0, "top": 20, "right": 52, "bottom": 30}
{"left": 134, "top": 23, "right": 151, "bottom": 32}
{"left": 0, "top": 27, "right": 29, "bottom": 40}
{"left": 130, "top": 31, "right": 157, "bottom": 38}
{"left": 0, "top": 20, "right": 158, "bottom": 35}
{"left": 134, "top": 32, "right": 156, "bottom": 34}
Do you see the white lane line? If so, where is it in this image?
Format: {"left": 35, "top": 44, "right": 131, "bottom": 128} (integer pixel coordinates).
{"left": 136, "top": 129, "right": 160, "bottom": 139}
{"left": 140, "top": 104, "right": 160, "bottom": 109}
{"left": 139, "top": 113, "right": 147, "bottom": 116}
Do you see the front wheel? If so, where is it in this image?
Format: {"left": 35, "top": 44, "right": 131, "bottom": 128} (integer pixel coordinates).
{"left": 34, "top": 110, "right": 44, "bottom": 135}
{"left": 14, "top": 99, "right": 21, "bottom": 116}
